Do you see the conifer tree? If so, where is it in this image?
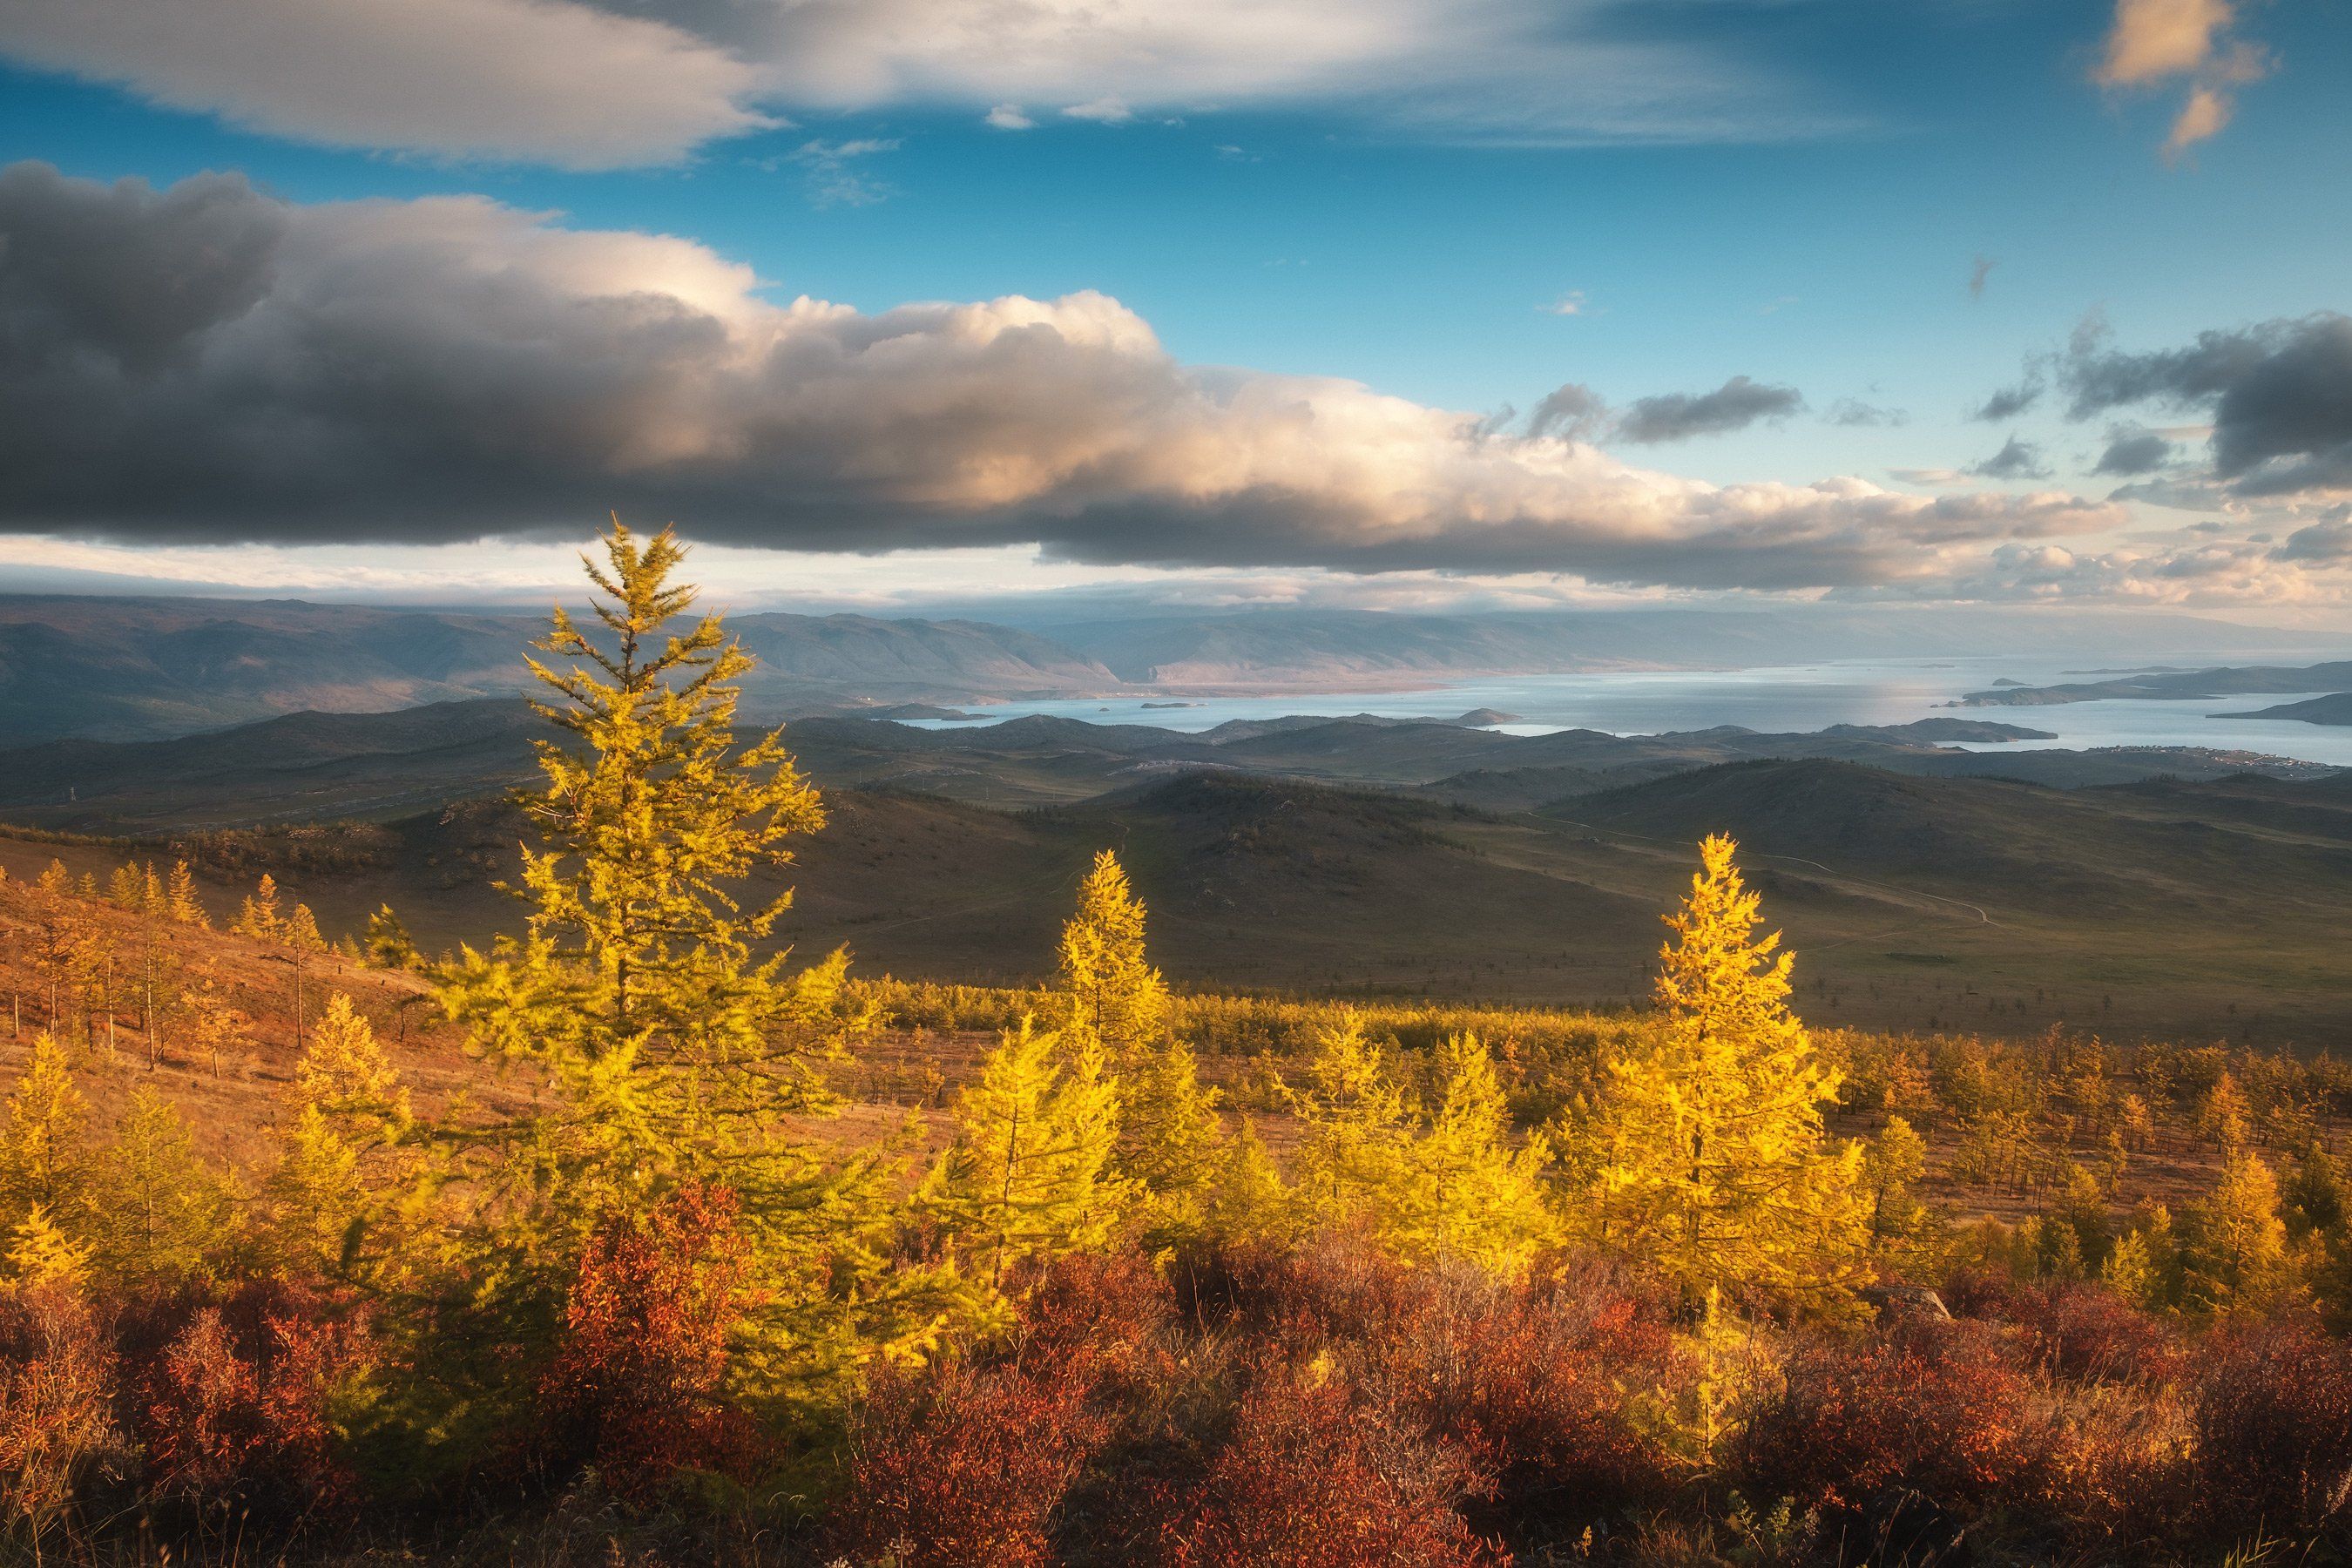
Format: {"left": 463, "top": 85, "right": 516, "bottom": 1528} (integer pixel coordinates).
{"left": 1058, "top": 850, "right": 1169, "bottom": 1057}
{"left": 1207, "top": 1119, "right": 1295, "bottom": 1246}
{"left": 258, "top": 993, "right": 411, "bottom": 1280}
{"left": 233, "top": 874, "right": 283, "bottom": 941}
{"left": 1862, "top": 1115, "right": 1930, "bottom": 1257}
{"left": 1585, "top": 835, "right": 1869, "bottom": 1315}
{"left": 1401, "top": 1032, "right": 1557, "bottom": 1274}
{"left": 90, "top": 1087, "right": 222, "bottom": 1287}
{"left": 0, "top": 1034, "right": 90, "bottom": 1227}
{"left": 167, "top": 860, "right": 208, "bottom": 928}
{"left": 2104, "top": 1228, "right": 2162, "bottom": 1311}
{"left": 1055, "top": 850, "right": 1223, "bottom": 1242}
{"left": 923, "top": 1017, "right": 1130, "bottom": 1288}
{"left": 425, "top": 522, "right": 966, "bottom": 1400}
{"left": 2182, "top": 1146, "right": 2290, "bottom": 1315}
{"left": 4, "top": 1206, "right": 92, "bottom": 1286}
{"left": 260, "top": 1104, "right": 369, "bottom": 1279}
{"left": 1285, "top": 1010, "right": 1418, "bottom": 1232}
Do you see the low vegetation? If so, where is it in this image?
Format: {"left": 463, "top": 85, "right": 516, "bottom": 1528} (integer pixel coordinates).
{"left": 1, "top": 527, "right": 2347, "bottom": 1565}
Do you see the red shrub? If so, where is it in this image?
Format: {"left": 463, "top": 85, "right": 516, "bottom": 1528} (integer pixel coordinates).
{"left": 1160, "top": 1371, "right": 1506, "bottom": 1568}
{"left": 827, "top": 1361, "right": 1112, "bottom": 1568}
{"left": 1352, "top": 1260, "right": 1680, "bottom": 1529}
{"left": 541, "top": 1180, "right": 769, "bottom": 1503}
{"left": 0, "top": 1283, "right": 124, "bottom": 1544}
{"left": 1737, "top": 1322, "right": 2035, "bottom": 1521}
{"left": 1944, "top": 1271, "right": 2179, "bottom": 1385}
{"left": 1010, "top": 1248, "right": 1179, "bottom": 1394}
{"left": 124, "top": 1279, "right": 375, "bottom": 1516}
{"left": 2005, "top": 1281, "right": 2181, "bottom": 1386}
{"left": 2190, "top": 1322, "right": 2352, "bottom": 1542}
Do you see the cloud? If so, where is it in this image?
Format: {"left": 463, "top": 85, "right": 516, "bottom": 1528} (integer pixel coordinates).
{"left": 2092, "top": 425, "right": 2176, "bottom": 476}
{"left": 784, "top": 137, "right": 902, "bottom": 206}
{"left": 984, "top": 104, "right": 1036, "bottom": 130}
{"left": 1539, "top": 291, "right": 1592, "bottom": 317}
{"left": 1968, "top": 255, "right": 1997, "bottom": 300}
{"left": 2090, "top": 0, "right": 2270, "bottom": 159}
{"left": 1970, "top": 437, "right": 2053, "bottom": 481}
{"left": 1825, "top": 397, "right": 1906, "bottom": 429}
{"left": 2056, "top": 313, "right": 2352, "bottom": 496}
{"left": 1060, "top": 95, "right": 1135, "bottom": 124}
{"left": 2276, "top": 513, "right": 2352, "bottom": 564}
{"left": 0, "top": 163, "right": 2129, "bottom": 593}
{"left": 0, "top": 0, "right": 1864, "bottom": 166}
{"left": 1526, "top": 383, "right": 1608, "bottom": 442}
{"left": 1889, "top": 468, "right": 1970, "bottom": 486}
{"left": 0, "top": 0, "right": 773, "bottom": 169}
{"left": 1615, "top": 376, "right": 1803, "bottom": 444}
{"left": 2094, "top": 0, "right": 2234, "bottom": 85}
{"left": 1970, "top": 379, "right": 2044, "bottom": 422}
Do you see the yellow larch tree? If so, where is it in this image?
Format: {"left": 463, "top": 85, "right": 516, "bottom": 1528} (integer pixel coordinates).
{"left": 1285, "top": 1016, "right": 1555, "bottom": 1271}
{"left": 1285, "top": 1010, "right": 1417, "bottom": 1234}
{"left": 89, "top": 1087, "right": 225, "bottom": 1288}
{"left": 922, "top": 1016, "right": 1131, "bottom": 1289}
{"left": 2181, "top": 1146, "right": 2290, "bottom": 1315}
{"left": 1400, "top": 1032, "right": 1558, "bottom": 1274}
{"left": 1585, "top": 835, "right": 1869, "bottom": 1316}
{"left": 256, "top": 993, "right": 413, "bottom": 1281}
{"left": 1057, "top": 849, "right": 1223, "bottom": 1244}
{"left": 0, "top": 1034, "right": 91, "bottom": 1232}
{"left": 424, "top": 521, "right": 967, "bottom": 1406}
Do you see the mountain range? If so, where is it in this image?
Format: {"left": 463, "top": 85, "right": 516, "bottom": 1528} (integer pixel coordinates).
{"left": 0, "top": 593, "right": 2334, "bottom": 743}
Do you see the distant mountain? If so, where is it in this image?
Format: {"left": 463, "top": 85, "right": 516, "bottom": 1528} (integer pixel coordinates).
{"left": 0, "top": 595, "right": 1117, "bottom": 742}
{"left": 2222, "top": 693, "right": 2352, "bottom": 726}
{"left": 1952, "top": 661, "right": 2352, "bottom": 708}
{"left": 1046, "top": 606, "right": 2333, "bottom": 685}
{"left": 3, "top": 694, "right": 2329, "bottom": 836}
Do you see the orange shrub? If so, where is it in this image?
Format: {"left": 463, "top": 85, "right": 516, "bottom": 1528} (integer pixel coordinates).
{"left": 827, "top": 1362, "right": 1112, "bottom": 1568}
{"left": 0, "top": 1283, "right": 124, "bottom": 1545}
{"left": 2189, "top": 1321, "right": 2352, "bottom": 1544}
{"left": 540, "top": 1180, "right": 768, "bottom": 1503}
{"left": 123, "top": 1280, "right": 375, "bottom": 1516}
{"left": 1737, "top": 1321, "right": 2034, "bottom": 1524}
{"left": 1159, "top": 1371, "right": 1505, "bottom": 1568}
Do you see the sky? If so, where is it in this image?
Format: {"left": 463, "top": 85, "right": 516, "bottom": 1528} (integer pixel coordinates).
{"left": 0, "top": 0, "right": 2349, "bottom": 623}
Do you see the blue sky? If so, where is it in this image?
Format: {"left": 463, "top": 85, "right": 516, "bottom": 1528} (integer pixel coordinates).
{"left": 1, "top": 0, "right": 2348, "bottom": 619}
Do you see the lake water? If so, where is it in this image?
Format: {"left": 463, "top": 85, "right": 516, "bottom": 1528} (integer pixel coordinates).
{"left": 906, "top": 652, "right": 2352, "bottom": 768}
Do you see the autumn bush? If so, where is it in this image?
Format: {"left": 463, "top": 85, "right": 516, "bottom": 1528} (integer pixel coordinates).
{"left": 1944, "top": 1269, "right": 2183, "bottom": 1385}
{"left": 0, "top": 1282, "right": 125, "bottom": 1548}
{"left": 1158, "top": 1369, "right": 1504, "bottom": 1568}
{"left": 539, "top": 1180, "right": 770, "bottom": 1504}
{"left": 826, "top": 1359, "right": 1112, "bottom": 1568}
{"left": 118, "top": 1278, "right": 377, "bottom": 1519}
{"left": 1737, "top": 1320, "right": 2038, "bottom": 1529}
{"left": 2188, "top": 1321, "right": 2352, "bottom": 1544}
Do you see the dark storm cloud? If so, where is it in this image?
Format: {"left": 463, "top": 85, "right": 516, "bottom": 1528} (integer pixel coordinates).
{"left": 1969, "top": 436, "right": 2052, "bottom": 481}
{"left": 2092, "top": 426, "right": 2175, "bottom": 476}
{"left": 2056, "top": 313, "right": 2352, "bottom": 496}
{"left": 0, "top": 163, "right": 2125, "bottom": 591}
{"left": 1614, "top": 375, "right": 1804, "bottom": 443}
{"left": 1969, "top": 379, "right": 2044, "bottom": 422}
{"left": 1524, "top": 382, "right": 1608, "bottom": 441}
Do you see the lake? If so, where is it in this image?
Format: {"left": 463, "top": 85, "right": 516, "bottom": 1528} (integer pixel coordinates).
{"left": 905, "top": 652, "right": 2352, "bottom": 767}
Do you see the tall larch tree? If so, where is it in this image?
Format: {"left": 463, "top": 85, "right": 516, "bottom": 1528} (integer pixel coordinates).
{"left": 921, "top": 1016, "right": 1130, "bottom": 1289}
{"left": 1402, "top": 1032, "right": 1558, "bottom": 1274}
{"left": 1585, "top": 835, "right": 1869, "bottom": 1316}
{"left": 2182, "top": 1146, "right": 2290, "bottom": 1315}
{"left": 258, "top": 993, "right": 413, "bottom": 1281}
{"left": 1285, "top": 1010, "right": 1417, "bottom": 1238}
{"left": 1057, "top": 849, "right": 1222, "bottom": 1243}
{"left": 426, "top": 521, "right": 966, "bottom": 1409}
{"left": 0, "top": 1034, "right": 90, "bottom": 1233}
{"left": 90, "top": 1087, "right": 224, "bottom": 1288}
